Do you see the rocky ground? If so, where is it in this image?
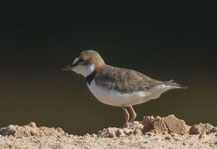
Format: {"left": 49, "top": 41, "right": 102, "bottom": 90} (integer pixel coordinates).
{"left": 0, "top": 115, "right": 216, "bottom": 149}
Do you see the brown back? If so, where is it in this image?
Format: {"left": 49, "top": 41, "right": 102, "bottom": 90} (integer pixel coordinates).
{"left": 95, "top": 65, "right": 163, "bottom": 93}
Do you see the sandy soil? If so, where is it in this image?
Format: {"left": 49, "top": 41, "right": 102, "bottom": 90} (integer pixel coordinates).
{"left": 0, "top": 115, "right": 216, "bottom": 149}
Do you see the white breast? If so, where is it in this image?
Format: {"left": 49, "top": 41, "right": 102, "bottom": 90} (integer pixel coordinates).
{"left": 87, "top": 80, "right": 151, "bottom": 107}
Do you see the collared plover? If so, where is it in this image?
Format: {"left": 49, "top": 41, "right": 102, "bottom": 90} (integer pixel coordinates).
{"left": 62, "top": 50, "right": 185, "bottom": 125}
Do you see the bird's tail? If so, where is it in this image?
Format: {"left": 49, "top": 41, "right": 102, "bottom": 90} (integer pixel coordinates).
{"left": 164, "top": 80, "right": 188, "bottom": 89}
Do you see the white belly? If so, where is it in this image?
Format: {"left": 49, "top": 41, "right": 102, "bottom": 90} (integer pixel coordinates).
{"left": 87, "top": 80, "right": 151, "bottom": 107}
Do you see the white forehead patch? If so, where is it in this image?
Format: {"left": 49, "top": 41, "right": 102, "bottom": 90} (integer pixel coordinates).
{"left": 72, "top": 57, "right": 79, "bottom": 65}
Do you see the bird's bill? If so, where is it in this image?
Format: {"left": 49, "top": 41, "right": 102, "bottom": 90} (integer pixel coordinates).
{"left": 61, "top": 65, "right": 73, "bottom": 71}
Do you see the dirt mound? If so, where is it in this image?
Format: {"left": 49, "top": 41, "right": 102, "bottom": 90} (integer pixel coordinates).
{"left": 97, "top": 114, "right": 216, "bottom": 138}
{"left": 0, "top": 115, "right": 216, "bottom": 149}
{"left": 0, "top": 115, "right": 216, "bottom": 138}
{"left": 98, "top": 121, "right": 144, "bottom": 138}
{"left": 142, "top": 114, "right": 190, "bottom": 134}
{"left": 189, "top": 123, "right": 217, "bottom": 134}
{"left": 0, "top": 122, "right": 66, "bottom": 137}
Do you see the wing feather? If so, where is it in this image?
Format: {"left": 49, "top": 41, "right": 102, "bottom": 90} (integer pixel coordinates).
{"left": 95, "top": 65, "right": 162, "bottom": 93}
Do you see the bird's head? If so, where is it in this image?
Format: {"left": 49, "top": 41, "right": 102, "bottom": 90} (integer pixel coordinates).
{"left": 62, "top": 50, "right": 105, "bottom": 77}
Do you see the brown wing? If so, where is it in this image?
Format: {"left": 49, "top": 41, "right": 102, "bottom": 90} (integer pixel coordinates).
{"left": 94, "top": 65, "right": 163, "bottom": 93}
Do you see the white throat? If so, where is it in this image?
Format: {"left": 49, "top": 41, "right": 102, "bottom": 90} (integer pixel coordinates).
{"left": 72, "top": 64, "right": 95, "bottom": 77}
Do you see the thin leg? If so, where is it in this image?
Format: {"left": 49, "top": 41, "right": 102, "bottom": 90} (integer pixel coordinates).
{"left": 122, "top": 106, "right": 130, "bottom": 126}
{"left": 129, "top": 106, "right": 137, "bottom": 122}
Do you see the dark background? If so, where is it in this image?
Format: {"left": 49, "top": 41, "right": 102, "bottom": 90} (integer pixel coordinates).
{"left": 0, "top": 0, "right": 217, "bottom": 135}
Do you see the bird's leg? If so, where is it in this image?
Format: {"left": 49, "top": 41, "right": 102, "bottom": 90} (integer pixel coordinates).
{"left": 122, "top": 106, "right": 130, "bottom": 126}
{"left": 129, "top": 106, "right": 137, "bottom": 122}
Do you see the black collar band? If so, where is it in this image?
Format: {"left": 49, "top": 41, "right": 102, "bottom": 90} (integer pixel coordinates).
{"left": 86, "top": 71, "right": 96, "bottom": 85}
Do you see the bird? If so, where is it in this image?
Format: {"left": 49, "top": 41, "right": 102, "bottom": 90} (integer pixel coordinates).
{"left": 62, "top": 50, "right": 185, "bottom": 126}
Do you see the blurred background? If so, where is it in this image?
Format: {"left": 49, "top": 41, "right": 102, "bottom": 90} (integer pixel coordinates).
{"left": 0, "top": 1, "right": 216, "bottom": 135}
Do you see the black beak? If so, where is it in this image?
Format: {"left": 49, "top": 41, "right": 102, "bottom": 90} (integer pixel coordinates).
{"left": 62, "top": 58, "right": 83, "bottom": 71}
{"left": 61, "top": 65, "right": 74, "bottom": 71}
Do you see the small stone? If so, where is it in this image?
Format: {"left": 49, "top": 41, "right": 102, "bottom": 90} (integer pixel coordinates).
{"left": 8, "top": 125, "right": 16, "bottom": 131}
{"left": 84, "top": 133, "right": 90, "bottom": 137}
{"left": 116, "top": 129, "right": 125, "bottom": 137}
{"left": 189, "top": 123, "right": 214, "bottom": 134}
{"left": 107, "top": 132, "right": 116, "bottom": 138}
{"left": 0, "top": 126, "right": 16, "bottom": 136}
{"left": 170, "top": 133, "right": 177, "bottom": 137}
{"left": 133, "top": 128, "right": 143, "bottom": 135}
{"left": 145, "top": 132, "right": 153, "bottom": 137}
{"left": 156, "top": 116, "right": 161, "bottom": 120}
{"left": 142, "top": 116, "right": 154, "bottom": 132}
{"left": 97, "top": 127, "right": 120, "bottom": 138}
{"left": 56, "top": 127, "right": 64, "bottom": 133}
{"left": 29, "top": 122, "right": 36, "bottom": 128}
{"left": 209, "top": 127, "right": 217, "bottom": 133}
{"left": 165, "top": 136, "right": 171, "bottom": 140}
{"left": 199, "top": 133, "right": 206, "bottom": 139}
{"left": 90, "top": 134, "right": 97, "bottom": 137}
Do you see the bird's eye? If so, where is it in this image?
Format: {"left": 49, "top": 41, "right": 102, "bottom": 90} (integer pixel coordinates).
{"left": 78, "top": 59, "right": 84, "bottom": 63}
{"left": 72, "top": 58, "right": 84, "bottom": 66}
